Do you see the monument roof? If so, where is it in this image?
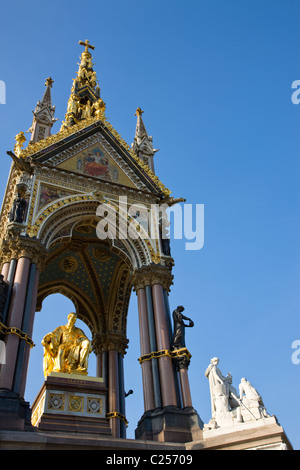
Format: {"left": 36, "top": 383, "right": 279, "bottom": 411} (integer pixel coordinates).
{"left": 16, "top": 40, "right": 171, "bottom": 197}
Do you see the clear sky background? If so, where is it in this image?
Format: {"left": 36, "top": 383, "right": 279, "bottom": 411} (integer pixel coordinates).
{"left": 0, "top": 0, "right": 299, "bottom": 449}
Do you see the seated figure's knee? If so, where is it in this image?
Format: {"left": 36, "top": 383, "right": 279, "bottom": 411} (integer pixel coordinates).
{"left": 81, "top": 339, "right": 90, "bottom": 349}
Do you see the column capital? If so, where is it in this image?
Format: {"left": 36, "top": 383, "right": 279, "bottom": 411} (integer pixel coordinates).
{"left": 92, "top": 332, "right": 129, "bottom": 356}
{"left": 172, "top": 349, "right": 192, "bottom": 371}
{"left": 0, "top": 236, "right": 47, "bottom": 271}
{"left": 131, "top": 264, "right": 174, "bottom": 292}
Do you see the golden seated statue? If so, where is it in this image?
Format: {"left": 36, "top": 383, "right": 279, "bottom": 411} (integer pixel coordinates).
{"left": 42, "top": 312, "right": 92, "bottom": 378}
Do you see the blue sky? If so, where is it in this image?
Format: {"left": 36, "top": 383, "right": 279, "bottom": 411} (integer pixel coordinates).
{"left": 0, "top": 0, "right": 299, "bottom": 448}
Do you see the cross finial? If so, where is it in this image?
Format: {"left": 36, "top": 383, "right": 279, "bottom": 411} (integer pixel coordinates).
{"left": 45, "top": 77, "right": 54, "bottom": 88}
{"left": 79, "top": 39, "right": 95, "bottom": 53}
{"left": 135, "top": 107, "right": 144, "bottom": 116}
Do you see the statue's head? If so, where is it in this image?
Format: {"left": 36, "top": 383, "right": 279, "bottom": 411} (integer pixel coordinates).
{"left": 67, "top": 312, "right": 77, "bottom": 325}
{"left": 177, "top": 305, "right": 185, "bottom": 312}
{"left": 211, "top": 357, "right": 219, "bottom": 365}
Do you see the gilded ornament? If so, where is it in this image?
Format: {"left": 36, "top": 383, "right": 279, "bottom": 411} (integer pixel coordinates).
{"left": 14, "top": 132, "right": 26, "bottom": 157}
{"left": 82, "top": 100, "right": 93, "bottom": 119}
{"left": 106, "top": 411, "right": 128, "bottom": 427}
{"left": 135, "top": 107, "right": 144, "bottom": 116}
{"left": 67, "top": 94, "right": 79, "bottom": 115}
{"left": 59, "top": 256, "right": 79, "bottom": 273}
{"left": 45, "top": 77, "right": 54, "bottom": 88}
{"left": 69, "top": 396, "right": 83, "bottom": 412}
{"left": 16, "top": 42, "right": 171, "bottom": 199}
{"left": 93, "top": 99, "right": 106, "bottom": 119}
{"left": 78, "top": 39, "right": 95, "bottom": 53}
{"left": 0, "top": 321, "right": 35, "bottom": 349}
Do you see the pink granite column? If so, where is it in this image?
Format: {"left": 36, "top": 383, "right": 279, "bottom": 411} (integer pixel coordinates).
{"left": 108, "top": 349, "right": 120, "bottom": 438}
{"left": 137, "top": 287, "right": 155, "bottom": 412}
{"left": 179, "top": 367, "right": 193, "bottom": 408}
{"left": 19, "top": 267, "right": 40, "bottom": 399}
{"left": 152, "top": 283, "right": 177, "bottom": 407}
{"left": 0, "top": 257, "right": 31, "bottom": 390}
{"left": 1, "top": 262, "right": 10, "bottom": 282}
{"left": 96, "top": 353, "right": 103, "bottom": 378}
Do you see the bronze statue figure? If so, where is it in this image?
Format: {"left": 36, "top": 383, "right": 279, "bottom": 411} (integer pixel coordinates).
{"left": 9, "top": 193, "right": 27, "bottom": 223}
{"left": 171, "top": 305, "right": 194, "bottom": 350}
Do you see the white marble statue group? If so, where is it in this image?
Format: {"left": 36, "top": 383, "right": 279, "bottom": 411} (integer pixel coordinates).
{"left": 205, "top": 357, "right": 270, "bottom": 430}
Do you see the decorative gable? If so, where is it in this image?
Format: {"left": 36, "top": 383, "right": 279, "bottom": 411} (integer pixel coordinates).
{"left": 24, "top": 119, "right": 169, "bottom": 195}
{"left": 56, "top": 141, "right": 137, "bottom": 189}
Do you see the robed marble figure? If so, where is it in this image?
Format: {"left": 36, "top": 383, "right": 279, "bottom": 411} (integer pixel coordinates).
{"left": 42, "top": 312, "right": 92, "bottom": 377}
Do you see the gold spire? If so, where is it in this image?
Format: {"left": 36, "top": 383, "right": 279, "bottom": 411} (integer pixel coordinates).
{"left": 61, "top": 40, "right": 106, "bottom": 130}
{"left": 18, "top": 41, "right": 171, "bottom": 197}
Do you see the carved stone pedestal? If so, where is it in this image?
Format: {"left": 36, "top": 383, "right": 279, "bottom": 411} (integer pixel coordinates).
{"left": 189, "top": 417, "right": 293, "bottom": 450}
{"left": 135, "top": 406, "right": 203, "bottom": 443}
{"left": 31, "top": 372, "right": 111, "bottom": 435}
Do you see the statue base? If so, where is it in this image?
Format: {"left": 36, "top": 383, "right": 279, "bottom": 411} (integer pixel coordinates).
{"left": 135, "top": 406, "right": 203, "bottom": 443}
{"left": 191, "top": 416, "right": 292, "bottom": 450}
{"left": 0, "top": 390, "right": 33, "bottom": 432}
{"left": 31, "top": 372, "right": 111, "bottom": 435}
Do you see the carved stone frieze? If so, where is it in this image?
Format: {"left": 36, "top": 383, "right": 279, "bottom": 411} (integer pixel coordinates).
{"left": 131, "top": 264, "right": 174, "bottom": 292}
{"left": 0, "top": 235, "right": 47, "bottom": 271}
{"left": 92, "top": 332, "right": 129, "bottom": 356}
{"left": 33, "top": 164, "right": 158, "bottom": 207}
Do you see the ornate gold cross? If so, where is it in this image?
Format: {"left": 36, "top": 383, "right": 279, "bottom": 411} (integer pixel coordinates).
{"left": 79, "top": 39, "right": 95, "bottom": 53}
{"left": 135, "top": 107, "right": 144, "bottom": 116}
{"left": 45, "top": 77, "right": 54, "bottom": 88}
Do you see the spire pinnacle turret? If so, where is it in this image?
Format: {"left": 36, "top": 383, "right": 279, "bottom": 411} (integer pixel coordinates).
{"left": 132, "top": 108, "right": 158, "bottom": 173}
{"left": 28, "top": 77, "right": 57, "bottom": 143}
{"left": 41, "top": 77, "right": 54, "bottom": 107}
{"left": 61, "top": 40, "right": 106, "bottom": 130}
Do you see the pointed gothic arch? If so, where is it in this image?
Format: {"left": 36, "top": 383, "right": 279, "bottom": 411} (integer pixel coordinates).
{"left": 36, "top": 197, "right": 154, "bottom": 269}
